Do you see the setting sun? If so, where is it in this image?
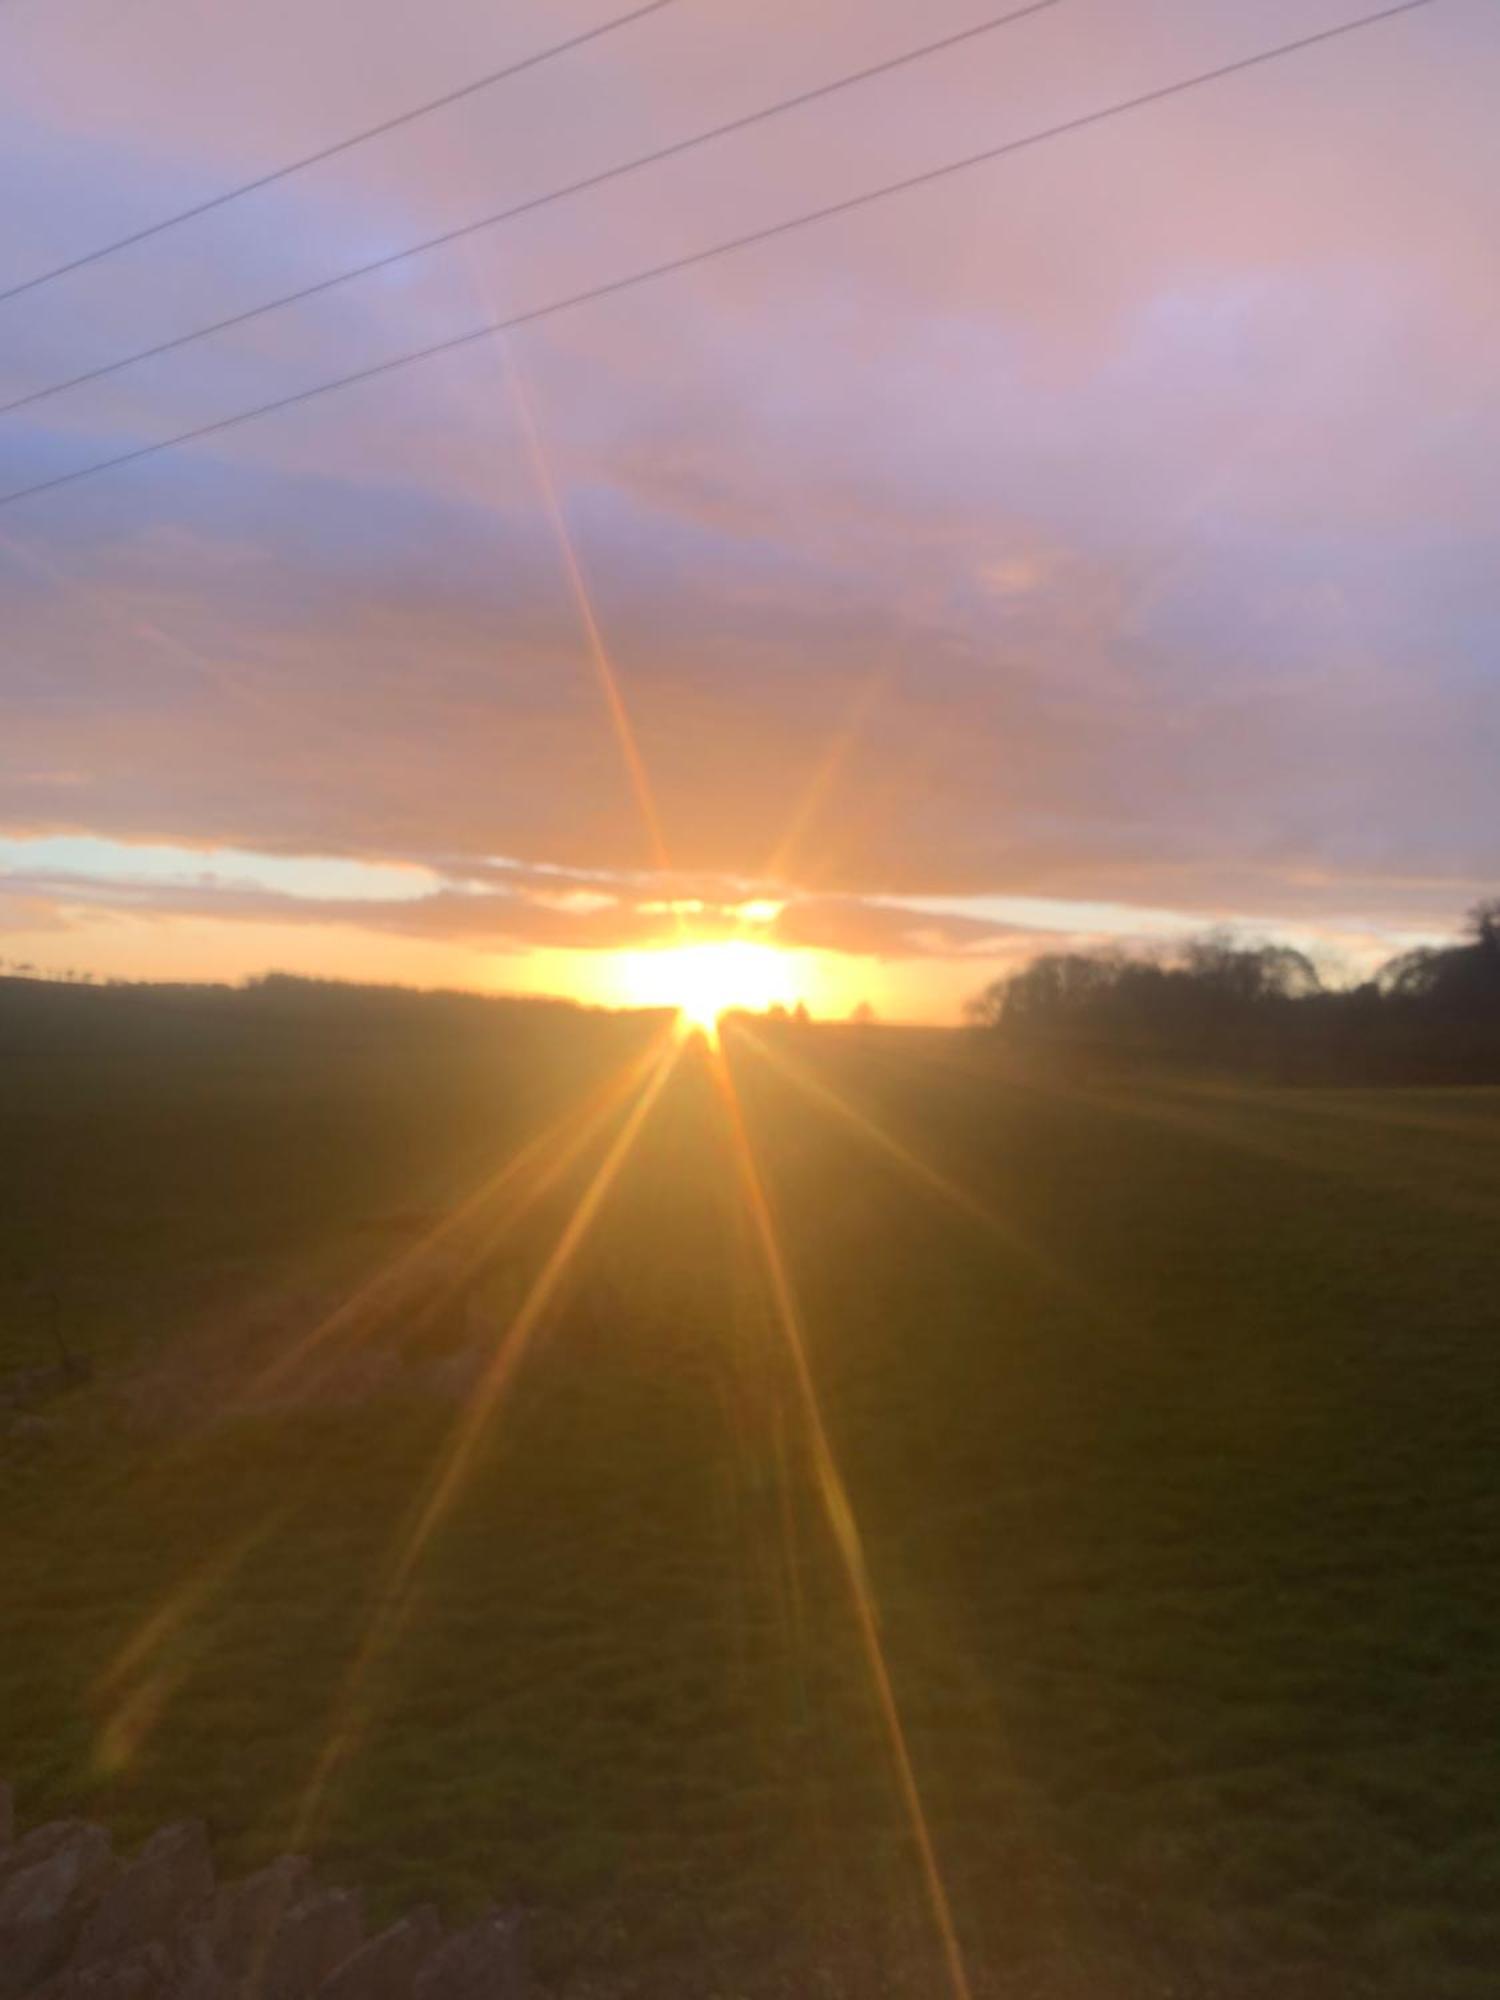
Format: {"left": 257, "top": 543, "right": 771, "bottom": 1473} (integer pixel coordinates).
{"left": 616, "top": 939, "right": 801, "bottom": 1033}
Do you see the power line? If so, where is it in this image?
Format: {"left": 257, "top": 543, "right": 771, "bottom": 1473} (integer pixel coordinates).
{"left": 0, "top": 0, "right": 1436, "bottom": 513}
{"left": 0, "top": 0, "right": 683, "bottom": 308}
{"left": 0, "top": 0, "right": 1059, "bottom": 419}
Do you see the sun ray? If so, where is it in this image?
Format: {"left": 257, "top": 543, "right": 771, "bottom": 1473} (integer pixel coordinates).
{"left": 761, "top": 659, "right": 895, "bottom": 888}
{"left": 708, "top": 1046, "right": 974, "bottom": 2000}
{"left": 246, "top": 1033, "right": 672, "bottom": 1405}
{"left": 1037, "top": 1066, "right": 1500, "bottom": 1223}
{"left": 727, "top": 1021, "right": 1103, "bottom": 1320}
{"left": 91, "top": 1518, "right": 285, "bottom": 1775}
{"left": 391, "top": 1036, "right": 680, "bottom": 1603}
{"left": 501, "top": 340, "right": 675, "bottom": 880}
{"left": 880, "top": 1031, "right": 1500, "bottom": 1224}
{"left": 290, "top": 1031, "right": 681, "bottom": 1848}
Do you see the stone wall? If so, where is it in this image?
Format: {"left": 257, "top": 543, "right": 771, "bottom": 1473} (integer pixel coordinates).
{"left": 0, "top": 1784, "right": 523, "bottom": 1999}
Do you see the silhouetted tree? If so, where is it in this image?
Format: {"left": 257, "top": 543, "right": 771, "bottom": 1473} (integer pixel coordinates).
{"left": 967, "top": 908, "right": 1500, "bottom": 1083}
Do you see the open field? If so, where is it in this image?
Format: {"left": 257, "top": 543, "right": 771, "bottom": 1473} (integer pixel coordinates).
{"left": 4, "top": 982, "right": 1500, "bottom": 1997}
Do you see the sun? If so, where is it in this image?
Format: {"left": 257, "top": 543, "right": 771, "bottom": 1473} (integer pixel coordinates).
{"left": 616, "top": 939, "right": 800, "bottom": 1036}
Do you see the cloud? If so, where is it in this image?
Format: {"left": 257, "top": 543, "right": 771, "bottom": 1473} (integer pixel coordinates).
{"left": 0, "top": 0, "right": 1494, "bottom": 1009}
{"left": 0, "top": 894, "right": 68, "bottom": 937}
{"left": 0, "top": 849, "right": 1036, "bottom": 962}
{"left": 769, "top": 895, "right": 1026, "bottom": 959}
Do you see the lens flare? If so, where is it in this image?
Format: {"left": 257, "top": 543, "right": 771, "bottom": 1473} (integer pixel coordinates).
{"left": 289, "top": 1033, "right": 681, "bottom": 1848}
{"left": 735, "top": 1022, "right": 1106, "bottom": 1321}
{"left": 708, "top": 1044, "right": 974, "bottom": 2000}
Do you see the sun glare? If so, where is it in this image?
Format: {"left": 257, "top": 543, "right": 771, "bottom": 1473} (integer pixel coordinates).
{"left": 617, "top": 939, "right": 800, "bottom": 1034}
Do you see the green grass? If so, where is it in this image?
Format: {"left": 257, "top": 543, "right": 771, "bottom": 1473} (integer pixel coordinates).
{"left": 4, "top": 988, "right": 1500, "bottom": 1997}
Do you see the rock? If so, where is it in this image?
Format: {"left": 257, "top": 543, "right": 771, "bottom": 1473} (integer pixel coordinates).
{"left": 0, "top": 1779, "right": 12, "bottom": 1853}
{"left": 256, "top": 1888, "right": 364, "bottom": 2000}
{"left": 0, "top": 1819, "right": 93, "bottom": 1897}
{"left": 0, "top": 1822, "right": 116, "bottom": 1998}
{"left": 159, "top": 1933, "right": 232, "bottom": 2000}
{"left": 37, "top": 1940, "right": 174, "bottom": 1999}
{"left": 3, "top": 1818, "right": 81, "bottom": 1873}
{"left": 39, "top": 1929, "right": 235, "bottom": 2000}
{"left": 195, "top": 1855, "right": 310, "bottom": 1981}
{"left": 314, "top": 1907, "right": 441, "bottom": 2000}
{"left": 72, "top": 1820, "right": 214, "bottom": 1968}
{"left": 411, "top": 1911, "right": 523, "bottom": 2000}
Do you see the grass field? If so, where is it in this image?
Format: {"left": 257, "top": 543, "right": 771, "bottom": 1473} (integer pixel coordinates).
{"left": 4, "top": 982, "right": 1500, "bottom": 1997}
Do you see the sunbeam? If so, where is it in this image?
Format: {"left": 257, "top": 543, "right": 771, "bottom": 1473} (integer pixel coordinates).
{"left": 247, "top": 1031, "right": 674, "bottom": 1406}
{"left": 709, "top": 1045, "right": 974, "bottom": 2000}
{"left": 905, "top": 1038, "right": 1500, "bottom": 1227}
{"left": 289, "top": 1031, "right": 682, "bottom": 1849}
{"left": 500, "top": 338, "right": 675, "bottom": 880}
{"left": 761, "top": 660, "right": 895, "bottom": 889}
{"left": 90, "top": 1519, "right": 284, "bottom": 1776}
{"left": 728, "top": 1021, "right": 1104, "bottom": 1323}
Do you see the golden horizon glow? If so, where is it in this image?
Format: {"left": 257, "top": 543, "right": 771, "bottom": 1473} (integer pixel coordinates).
{"left": 614, "top": 938, "right": 804, "bottom": 1034}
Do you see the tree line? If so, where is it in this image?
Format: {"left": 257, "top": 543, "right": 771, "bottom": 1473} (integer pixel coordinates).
{"left": 966, "top": 900, "right": 1500, "bottom": 1083}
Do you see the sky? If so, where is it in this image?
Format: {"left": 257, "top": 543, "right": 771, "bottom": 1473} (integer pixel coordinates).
{"left": 0, "top": 0, "right": 1495, "bottom": 1020}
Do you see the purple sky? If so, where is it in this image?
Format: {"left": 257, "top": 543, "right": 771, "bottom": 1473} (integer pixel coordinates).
{"left": 0, "top": 0, "right": 1494, "bottom": 1016}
